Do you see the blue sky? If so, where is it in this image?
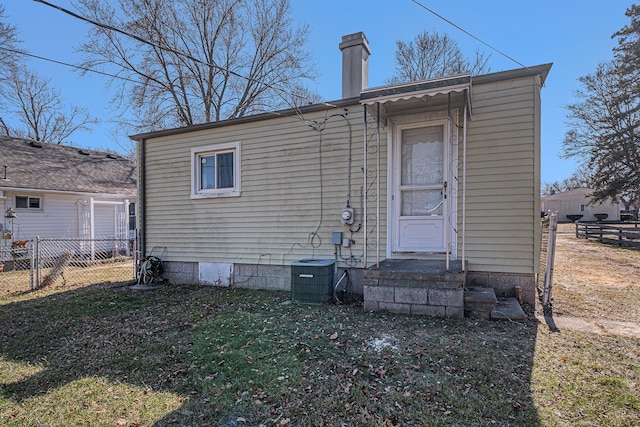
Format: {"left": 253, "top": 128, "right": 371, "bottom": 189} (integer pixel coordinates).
{"left": 5, "top": 1, "right": 635, "bottom": 184}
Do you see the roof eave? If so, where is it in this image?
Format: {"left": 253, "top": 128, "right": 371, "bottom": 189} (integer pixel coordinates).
{"left": 0, "top": 186, "right": 136, "bottom": 199}
{"left": 129, "top": 98, "right": 360, "bottom": 141}
{"left": 129, "top": 64, "right": 553, "bottom": 142}
{"left": 472, "top": 63, "right": 553, "bottom": 86}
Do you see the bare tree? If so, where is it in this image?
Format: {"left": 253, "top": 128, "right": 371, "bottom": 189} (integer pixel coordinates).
{"left": 561, "top": 5, "right": 640, "bottom": 211}
{"left": 563, "top": 61, "right": 640, "bottom": 210}
{"left": 2, "top": 65, "right": 98, "bottom": 143}
{"left": 613, "top": 5, "right": 640, "bottom": 93}
{"left": 0, "top": 6, "right": 96, "bottom": 143}
{"left": 74, "top": 0, "right": 317, "bottom": 132}
{"left": 562, "top": 6, "right": 640, "bottom": 211}
{"left": 541, "top": 170, "right": 592, "bottom": 197}
{"left": 387, "top": 30, "right": 491, "bottom": 84}
{"left": 0, "top": 5, "right": 21, "bottom": 73}
{"left": 0, "top": 5, "right": 22, "bottom": 133}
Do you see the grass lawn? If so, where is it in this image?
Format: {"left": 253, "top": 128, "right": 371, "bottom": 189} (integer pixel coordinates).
{"left": 0, "top": 227, "right": 638, "bottom": 426}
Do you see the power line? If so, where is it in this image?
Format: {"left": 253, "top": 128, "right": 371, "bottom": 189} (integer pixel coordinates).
{"left": 0, "top": 46, "right": 160, "bottom": 88}
{"left": 32, "top": 0, "right": 306, "bottom": 102}
{"left": 28, "top": 0, "right": 333, "bottom": 135}
{"left": 410, "top": 0, "right": 531, "bottom": 71}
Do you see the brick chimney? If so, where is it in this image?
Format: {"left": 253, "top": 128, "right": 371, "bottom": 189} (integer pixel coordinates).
{"left": 339, "top": 32, "right": 371, "bottom": 99}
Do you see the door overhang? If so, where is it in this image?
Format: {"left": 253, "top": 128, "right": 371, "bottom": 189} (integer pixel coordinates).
{"left": 360, "top": 74, "right": 472, "bottom": 122}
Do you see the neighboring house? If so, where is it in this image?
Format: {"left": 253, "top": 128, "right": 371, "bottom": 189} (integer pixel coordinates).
{"left": 0, "top": 136, "right": 137, "bottom": 245}
{"left": 131, "top": 32, "right": 551, "bottom": 312}
{"left": 541, "top": 187, "right": 620, "bottom": 222}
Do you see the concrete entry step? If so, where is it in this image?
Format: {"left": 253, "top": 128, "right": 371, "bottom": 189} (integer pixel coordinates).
{"left": 491, "top": 297, "right": 527, "bottom": 321}
{"left": 464, "top": 287, "right": 497, "bottom": 319}
{"left": 363, "top": 259, "right": 467, "bottom": 318}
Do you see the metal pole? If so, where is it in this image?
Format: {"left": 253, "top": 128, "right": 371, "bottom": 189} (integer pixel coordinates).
{"left": 446, "top": 93, "right": 451, "bottom": 272}
{"left": 89, "top": 197, "right": 95, "bottom": 260}
{"left": 363, "top": 104, "right": 368, "bottom": 269}
{"left": 376, "top": 102, "right": 381, "bottom": 270}
{"left": 34, "top": 237, "right": 40, "bottom": 290}
{"left": 542, "top": 212, "right": 558, "bottom": 310}
{"left": 462, "top": 89, "right": 468, "bottom": 271}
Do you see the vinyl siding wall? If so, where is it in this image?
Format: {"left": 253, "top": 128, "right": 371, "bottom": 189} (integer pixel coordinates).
{"left": 463, "top": 74, "right": 541, "bottom": 274}
{"left": 2, "top": 193, "right": 78, "bottom": 240}
{"left": 141, "top": 73, "right": 541, "bottom": 277}
{"left": 1, "top": 192, "right": 131, "bottom": 241}
{"left": 542, "top": 188, "right": 621, "bottom": 222}
{"left": 142, "top": 104, "right": 374, "bottom": 267}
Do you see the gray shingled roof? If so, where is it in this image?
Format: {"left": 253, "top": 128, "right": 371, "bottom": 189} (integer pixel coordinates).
{"left": 0, "top": 136, "right": 136, "bottom": 196}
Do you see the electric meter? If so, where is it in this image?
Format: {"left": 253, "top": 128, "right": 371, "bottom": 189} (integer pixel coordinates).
{"left": 341, "top": 207, "right": 354, "bottom": 225}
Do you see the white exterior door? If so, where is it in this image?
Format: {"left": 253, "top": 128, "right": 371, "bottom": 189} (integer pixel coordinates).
{"left": 393, "top": 122, "right": 448, "bottom": 253}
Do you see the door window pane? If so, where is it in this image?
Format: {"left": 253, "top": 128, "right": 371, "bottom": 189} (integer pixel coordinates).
{"left": 401, "top": 189, "right": 443, "bottom": 216}
{"left": 401, "top": 126, "right": 443, "bottom": 186}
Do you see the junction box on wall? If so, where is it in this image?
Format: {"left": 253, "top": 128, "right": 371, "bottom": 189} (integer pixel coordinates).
{"left": 332, "top": 232, "right": 342, "bottom": 245}
{"left": 332, "top": 231, "right": 353, "bottom": 248}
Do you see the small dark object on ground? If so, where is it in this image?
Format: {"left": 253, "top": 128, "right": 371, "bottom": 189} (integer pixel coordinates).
{"left": 594, "top": 213, "right": 608, "bottom": 222}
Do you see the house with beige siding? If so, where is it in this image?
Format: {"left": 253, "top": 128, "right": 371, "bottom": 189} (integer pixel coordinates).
{"left": 131, "top": 32, "right": 551, "bottom": 317}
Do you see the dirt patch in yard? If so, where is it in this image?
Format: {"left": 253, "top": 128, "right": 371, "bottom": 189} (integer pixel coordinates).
{"left": 541, "top": 222, "right": 640, "bottom": 335}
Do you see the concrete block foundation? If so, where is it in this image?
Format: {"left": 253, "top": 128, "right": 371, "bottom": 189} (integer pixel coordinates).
{"left": 363, "top": 260, "right": 466, "bottom": 318}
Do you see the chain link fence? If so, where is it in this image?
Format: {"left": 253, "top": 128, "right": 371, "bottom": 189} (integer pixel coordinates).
{"left": 0, "top": 238, "right": 137, "bottom": 295}
{"left": 0, "top": 241, "right": 35, "bottom": 294}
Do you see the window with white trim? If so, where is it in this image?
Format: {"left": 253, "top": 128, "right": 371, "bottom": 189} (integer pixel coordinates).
{"left": 15, "top": 195, "right": 42, "bottom": 210}
{"left": 191, "top": 142, "right": 241, "bottom": 198}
